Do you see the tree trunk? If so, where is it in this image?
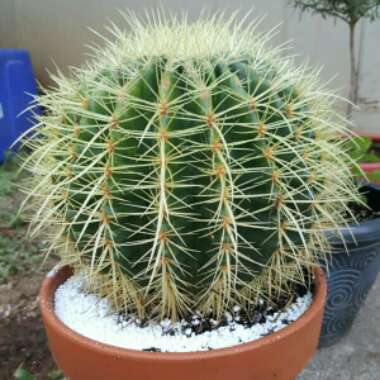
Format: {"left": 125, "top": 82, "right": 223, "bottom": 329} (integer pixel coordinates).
{"left": 347, "top": 21, "right": 358, "bottom": 121}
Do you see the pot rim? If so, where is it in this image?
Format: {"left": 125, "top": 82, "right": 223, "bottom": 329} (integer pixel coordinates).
{"left": 357, "top": 133, "right": 380, "bottom": 143}
{"left": 328, "top": 218, "right": 380, "bottom": 244}
{"left": 39, "top": 265, "right": 326, "bottom": 361}
{"left": 360, "top": 163, "right": 380, "bottom": 173}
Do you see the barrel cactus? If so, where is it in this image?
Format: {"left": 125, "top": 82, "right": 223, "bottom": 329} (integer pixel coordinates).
{"left": 22, "top": 12, "right": 357, "bottom": 321}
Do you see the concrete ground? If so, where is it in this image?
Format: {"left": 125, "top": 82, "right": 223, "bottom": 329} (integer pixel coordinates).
{"left": 298, "top": 275, "right": 380, "bottom": 380}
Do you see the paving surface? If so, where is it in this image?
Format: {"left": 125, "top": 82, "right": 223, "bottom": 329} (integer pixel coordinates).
{"left": 353, "top": 109, "right": 380, "bottom": 135}
{"left": 298, "top": 275, "right": 380, "bottom": 380}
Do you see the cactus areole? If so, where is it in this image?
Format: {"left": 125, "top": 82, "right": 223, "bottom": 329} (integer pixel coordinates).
{"left": 24, "top": 12, "right": 357, "bottom": 322}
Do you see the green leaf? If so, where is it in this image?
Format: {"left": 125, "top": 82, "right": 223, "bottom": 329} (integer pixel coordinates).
{"left": 368, "top": 171, "right": 380, "bottom": 182}
{"left": 289, "top": 0, "right": 380, "bottom": 24}
{"left": 48, "top": 369, "right": 65, "bottom": 380}
{"left": 0, "top": 169, "right": 14, "bottom": 196}
{"left": 351, "top": 166, "right": 363, "bottom": 177}
{"left": 361, "top": 153, "right": 380, "bottom": 163}
{"left": 343, "top": 136, "right": 372, "bottom": 162}
{"left": 14, "top": 368, "right": 37, "bottom": 380}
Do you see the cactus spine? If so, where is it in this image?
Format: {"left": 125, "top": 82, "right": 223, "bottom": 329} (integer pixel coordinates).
{"left": 22, "top": 11, "right": 357, "bottom": 321}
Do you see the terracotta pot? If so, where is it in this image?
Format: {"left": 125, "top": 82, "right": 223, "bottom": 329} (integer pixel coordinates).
{"left": 39, "top": 266, "right": 326, "bottom": 380}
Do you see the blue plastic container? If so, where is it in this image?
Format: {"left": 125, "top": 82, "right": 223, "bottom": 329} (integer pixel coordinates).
{"left": 0, "top": 49, "right": 39, "bottom": 163}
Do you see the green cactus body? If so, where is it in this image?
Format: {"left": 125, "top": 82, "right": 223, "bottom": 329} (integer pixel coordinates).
{"left": 23, "top": 12, "right": 357, "bottom": 320}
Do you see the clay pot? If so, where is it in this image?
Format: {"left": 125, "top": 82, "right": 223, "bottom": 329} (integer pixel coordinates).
{"left": 39, "top": 266, "right": 326, "bottom": 380}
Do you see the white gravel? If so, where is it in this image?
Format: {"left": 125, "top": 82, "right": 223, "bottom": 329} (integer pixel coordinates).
{"left": 54, "top": 274, "right": 312, "bottom": 352}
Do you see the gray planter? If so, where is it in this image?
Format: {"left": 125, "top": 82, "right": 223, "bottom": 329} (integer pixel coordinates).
{"left": 319, "top": 184, "right": 380, "bottom": 347}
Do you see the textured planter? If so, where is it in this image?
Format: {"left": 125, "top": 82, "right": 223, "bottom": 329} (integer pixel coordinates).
{"left": 39, "top": 266, "right": 326, "bottom": 380}
{"left": 320, "top": 184, "right": 380, "bottom": 347}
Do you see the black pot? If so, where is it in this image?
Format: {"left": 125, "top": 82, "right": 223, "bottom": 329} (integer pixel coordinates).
{"left": 319, "top": 183, "right": 380, "bottom": 347}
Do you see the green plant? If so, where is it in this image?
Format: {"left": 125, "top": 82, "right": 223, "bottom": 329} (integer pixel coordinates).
{"left": 47, "top": 370, "right": 65, "bottom": 380}
{"left": 13, "top": 367, "right": 64, "bottom": 380}
{"left": 344, "top": 135, "right": 372, "bottom": 161}
{"left": 0, "top": 234, "right": 40, "bottom": 279}
{"left": 14, "top": 368, "right": 36, "bottom": 380}
{"left": 0, "top": 153, "right": 39, "bottom": 279}
{"left": 0, "top": 152, "right": 18, "bottom": 196}
{"left": 290, "top": 0, "right": 380, "bottom": 119}
{"left": 344, "top": 135, "right": 380, "bottom": 181}
{"left": 21, "top": 12, "right": 358, "bottom": 321}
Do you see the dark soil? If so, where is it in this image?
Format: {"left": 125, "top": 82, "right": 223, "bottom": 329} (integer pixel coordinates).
{"left": 0, "top": 259, "right": 59, "bottom": 380}
{"left": 347, "top": 186, "right": 380, "bottom": 223}
{"left": 349, "top": 201, "right": 380, "bottom": 222}
{"left": 127, "top": 274, "right": 312, "bottom": 344}
{"left": 0, "top": 157, "right": 61, "bottom": 380}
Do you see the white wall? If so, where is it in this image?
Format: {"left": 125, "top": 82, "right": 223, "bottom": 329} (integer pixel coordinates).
{"left": 1, "top": 0, "right": 379, "bottom": 132}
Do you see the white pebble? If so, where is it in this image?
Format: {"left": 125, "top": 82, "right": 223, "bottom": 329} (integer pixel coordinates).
{"left": 233, "top": 305, "right": 241, "bottom": 313}
{"left": 54, "top": 274, "right": 312, "bottom": 352}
